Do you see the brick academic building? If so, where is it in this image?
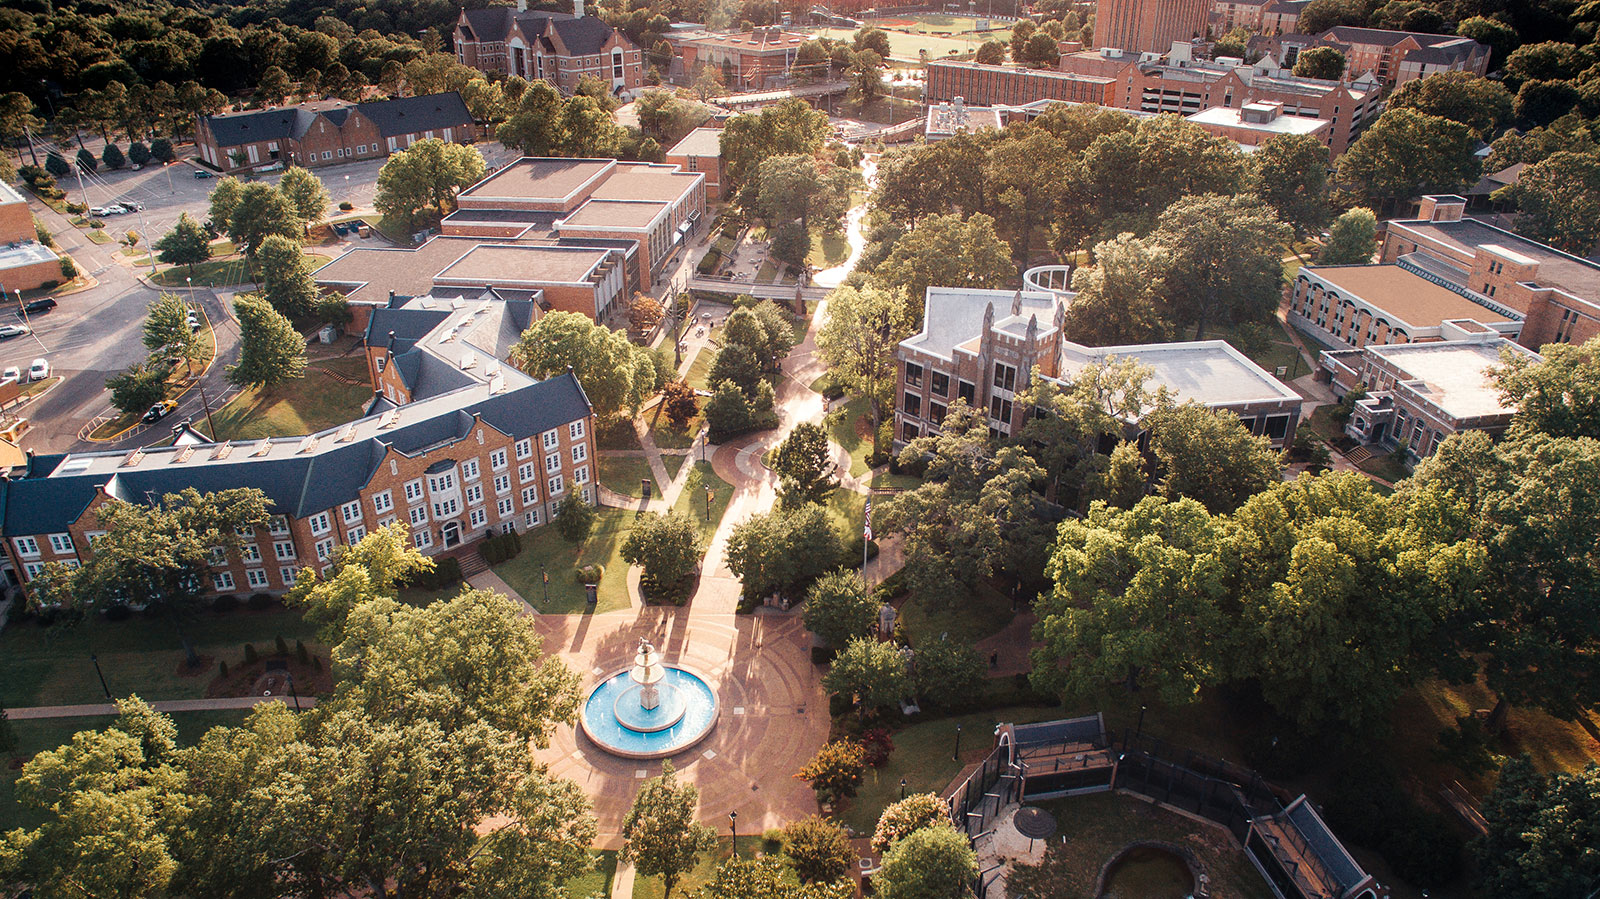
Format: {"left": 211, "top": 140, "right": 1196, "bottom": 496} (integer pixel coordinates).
{"left": 194, "top": 93, "right": 475, "bottom": 172}
{"left": 454, "top": 0, "right": 644, "bottom": 96}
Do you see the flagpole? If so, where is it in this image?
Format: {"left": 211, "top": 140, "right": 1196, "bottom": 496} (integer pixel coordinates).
{"left": 862, "top": 497, "right": 872, "bottom": 577}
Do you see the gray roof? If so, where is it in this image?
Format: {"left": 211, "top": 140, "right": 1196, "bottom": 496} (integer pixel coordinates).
{"left": 364, "top": 304, "right": 453, "bottom": 355}
{"left": 461, "top": 7, "right": 515, "bottom": 43}
{"left": 357, "top": 92, "right": 474, "bottom": 137}
{"left": 203, "top": 107, "right": 320, "bottom": 148}
{"left": 1285, "top": 799, "right": 1367, "bottom": 892}
{"left": 392, "top": 349, "right": 480, "bottom": 399}
{"left": 525, "top": 12, "right": 618, "bottom": 56}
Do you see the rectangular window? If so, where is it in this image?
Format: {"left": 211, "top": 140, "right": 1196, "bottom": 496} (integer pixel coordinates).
{"left": 280, "top": 567, "right": 298, "bottom": 586}
{"left": 521, "top": 485, "right": 540, "bottom": 505}
{"left": 1263, "top": 415, "right": 1290, "bottom": 440}
{"left": 404, "top": 479, "right": 425, "bottom": 502}
{"left": 410, "top": 506, "right": 429, "bottom": 526}
{"left": 497, "top": 497, "right": 515, "bottom": 517}
{"left": 958, "top": 380, "right": 976, "bottom": 404}
{"left": 413, "top": 529, "right": 433, "bottom": 549}
{"left": 373, "top": 491, "right": 393, "bottom": 513}
{"left": 990, "top": 396, "right": 1013, "bottom": 424}
{"left": 494, "top": 474, "right": 511, "bottom": 494}
{"left": 462, "top": 459, "right": 480, "bottom": 481}
{"left": 546, "top": 452, "right": 562, "bottom": 474}
{"left": 465, "top": 484, "right": 483, "bottom": 506}
{"left": 211, "top": 570, "right": 236, "bottom": 591}
{"left": 543, "top": 429, "right": 560, "bottom": 450}
{"left": 905, "top": 362, "right": 923, "bottom": 388}
{"left": 469, "top": 507, "right": 487, "bottom": 528}
{"left": 571, "top": 443, "right": 588, "bottom": 463}
{"left": 242, "top": 544, "right": 261, "bottom": 563}
{"left": 315, "top": 539, "right": 335, "bottom": 562}
{"left": 931, "top": 372, "right": 949, "bottom": 397}
{"left": 22, "top": 562, "right": 43, "bottom": 580}
{"left": 428, "top": 472, "right": 456, "bottom": 493}
{"left": 433, "top": 498, "right": 460, "bottom": 518}
{"left": 574, "top": 465, "right": 589, "bottom": 485}
{"left": 524, "top": 509, "right": 542, "bottom": 529}
{"left": 269, "top": 516, "right": 290, "bottom": 535}
{"left": 274, "top": 541, "right": 296, "bottom": 561}
{"left": 994, "top": 363, "right": 1017, "bottom": 392}
{"left": 516, "top": 438, "right": 534, "bottom": 459}
{"left": 309, "top": 512, "right": 331, "bottom": 535}
{"left": 341, "top": 500, "right": 363, "bottom": 524}
{"left": 518, "top": 462, "right": 536, "bottom": 483}
{"left": 490, "top": 448, "right": 508, "bottom": 471}
{"left": 246, "top": 568, "right": 269, "bottom": 588}
{"left": 929, "top": 402, "right": 947, "bottom": 426}
{"left": 902, "top": 421, "right": 920, "bottom": 442}
{"left": 48, "top": 533, "right": 73, "bottom": 554}
{"left": 548, "top": 474, "right": 565, "bottom": 496}
{"left": 13, "top": 536, "right": 38, "bottom": 556}
{"left": 347, "top": 526, "right": 366, "bottom": 545}
{"left": 904, "top": 392, "right": 921, "bottom": 417}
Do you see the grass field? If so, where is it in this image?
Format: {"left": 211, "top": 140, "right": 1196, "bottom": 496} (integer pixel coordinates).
{"left": 0, "top": 606, "right": 320, "bottom": 709}
{"left": 492, "top": 508, "right": 634, "bottom": 614}
{"left": 900, "top": 580, "right": 1014, "bottom": 646}
{"left": 600, "top": 455, "right": 656, "bottom": 498}
{"left": 150, "top": 252, "right": 334, "bottom": 289}
{"left": 669, "top": 461, "right": 734, "bottom": 544}
{"left": 632, "top": 836, "right": 773, "bottom": 899}
{"left": 826, "top": 395, "right": 876, "bottom": 477}
{"left": 645, "top": 397, "right": 702, "bottom": 450}
{"left": 685, "top": 347, "right": 717, "bottom": 393}
{"left": 565, "top": 850, "right": 618, "bottom": 899}
{"left": 805, "top": 25, "right": 993, "bottom": 60}
{"left": 201, "top": 356, "right": 372, "bottom": 440}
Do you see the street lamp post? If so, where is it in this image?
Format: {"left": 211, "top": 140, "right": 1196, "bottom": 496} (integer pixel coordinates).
{"left": 899, "top": 777, "right": 907, "bottom": 800}
{"left": 286, "top": 671, "right": 302, "bottom": 712}
{"left": 705, "top": 486, "right": 713, "bottom": 520}
{"left": 728, "top": 811, "right": 738, "bottom": 853}
{"left": 953, "top": 723, "right": 962, "bottom": 762}
{"left": 90, "top": 652, "right": 111, "bottom": 699}
{"left": 1136, "top": 704, "right": 1147, "bottom": 740}
{"left": 542, "top": 564, "right": 549, "bottom": 605}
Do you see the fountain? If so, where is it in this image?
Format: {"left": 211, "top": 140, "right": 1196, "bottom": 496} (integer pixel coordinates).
{"left": 579, "top": 640, "right": 719, "bottom": 759}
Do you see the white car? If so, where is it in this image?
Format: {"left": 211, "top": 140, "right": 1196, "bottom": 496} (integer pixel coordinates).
{"left": 0, "top": 366, "right": 18, "bottom": 386}
{"left": 27, "top": 358, "right": 49, "bottom": 381}
{"left": 186, "top": 310, "right": 202, "bottom": 331}
{"left": 0, "top": 323, "right": 30, "bottom": 340}
{"left": 89, "top": 206, "right": 113, "bottom": 217}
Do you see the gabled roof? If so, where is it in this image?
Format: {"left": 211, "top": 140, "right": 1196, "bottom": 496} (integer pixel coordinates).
{"left": 358, "top": 92, "right": 474, "bottom": 137}
{"left": 461, "top": 7, "right": 515, "bottom": 43}
{"left": 517, "top": 11, "right": 620, "bottom": 56}
{"left": 202, "top": 107, "right": 321, "bottom": 148}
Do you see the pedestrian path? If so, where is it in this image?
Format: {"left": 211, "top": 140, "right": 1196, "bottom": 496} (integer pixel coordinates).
{"left": 7, "top": 694, "right": 319, "bottom": 720}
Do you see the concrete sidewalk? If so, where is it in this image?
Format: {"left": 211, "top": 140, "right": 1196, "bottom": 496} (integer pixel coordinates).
{"left": 7, "top": 694, "right": 318, "bottom": 720}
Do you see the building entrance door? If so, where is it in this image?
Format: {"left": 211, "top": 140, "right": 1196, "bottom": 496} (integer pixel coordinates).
{"left": 442, "top": 522, "right": 461, "bottom": 548}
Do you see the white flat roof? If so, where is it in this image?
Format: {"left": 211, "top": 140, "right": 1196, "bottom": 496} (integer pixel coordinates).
{"left": 1186, "top": 106, "right": 1329, "bottom": 135}
{"left": 1059, "top": 340, "right": 1301, "bottom": 406}
{"left": 0, "top": 240, "right": 58, "bottom": 270}
{"left": 0, "top": 181, "right": 25, "bottom": 205}
{"left": 1368, "top": 339, "right": 1530, "bottom": 420}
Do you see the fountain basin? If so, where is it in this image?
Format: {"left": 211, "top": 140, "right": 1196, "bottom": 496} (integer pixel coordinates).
{"left": 580, "top": 666, "right": 718, "bottom": 759}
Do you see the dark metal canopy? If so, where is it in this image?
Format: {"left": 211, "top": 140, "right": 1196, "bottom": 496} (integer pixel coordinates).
{"left": 1013, "top": 806, "right": 1057, "bottom": 840}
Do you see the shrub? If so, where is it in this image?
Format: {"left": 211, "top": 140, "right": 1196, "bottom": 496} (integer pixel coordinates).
{"left": 247, "top": 592, "right": 278, "bottom": 610}
{"left": 403, "top": 556, "right": 463, "bottom": 591}
{"left": 860, "top": 728, "right": 894, "bottom": 767}
{"left": 295, "top": 639, "right": 309, "bottom": 664}
{"left": 576, "top": 563, "right": 605, "bottom": 584}
{"left": 274, "top": 634, "right": 289, "bottom": 656}
{"left": 478, "top": 530, "right": 523, "bottom": 565}
{"left": 555, "top": 494, "right": 596, "bottom": 541}
{"left": 128, "top": 141, "right": 151, "bottom": 166}
{"left": 149, "top": 138, "right": 174, "bottom": 163}
{"left": 218, "top": 659, "right": 229, "bottom": 678}
{"left": 59, "top": 256, "right": 77, "bottom": 280}
{"left": 39, "top": 280, "right": 58, "bottom": 290}
{"left": 102, "top": 143, "right": 125, "bottom": 170}
{"left": 65, "top": 202, "right": 87, "bottom": 215}
{"left": 338, "top": 201, "right": 354, "bottom": 211}
{"left": 212, "top": 594, "right": 240, "bottom": 612}
{"left": 89, "top": 219, "right": 105, "bottom": 229}
{"left": 243, "top": 643, "right": 259, "bottom": 664}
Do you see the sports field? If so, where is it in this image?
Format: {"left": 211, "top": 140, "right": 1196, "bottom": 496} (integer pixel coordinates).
{"left": 808, "top": 25, "right": 1007, "bottom": 60}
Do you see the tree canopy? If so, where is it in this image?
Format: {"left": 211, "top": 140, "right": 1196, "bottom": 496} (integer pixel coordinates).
{"left": 373, "top": 138, "right": 486, "bottom": 230}
{"left": 228, "top": 293, "right": 306, "bottom": 388}
{"left": 509, "top": 311, "right": 659, "bottom": 418}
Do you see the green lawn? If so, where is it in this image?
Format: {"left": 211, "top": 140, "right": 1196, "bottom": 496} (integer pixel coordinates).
{"left": 806, "top": 25, "right": 995, "bottom": 60}
{"left": 685, "top": 347, "right": 717, "bottom": 393}
{"left": 633, "top": 836, "right": 771, "bottom": 899}
{"left": 492, "top": 508, "right": 634, "bottom": 614}
{"left": 600, "top": 455, "right": 656, "bottom": 498}
{"left": 566, "top": 849, "right": 617, "bottom": 899}
{"left": 669, "top": 461, "right": 734, "bottom": 544}
{"left": 1, "top": 709, "right": 255, "bottom": 832}
{"left": 201, "top": 356, "right": 372, "bottom": 440}
{"left": 826, "top": 396, "right": 875, "bottom": 478}
{"left": 1008, "top": 792, "right": 1277, "bottom": 899}
{"left": 899, "top": 580, "right": 1015, "bottom": 646}
{"left": 824, "top": 489, "right": 867, "bottom": 550}
{"left": 0, "top": 607, "right": 320, "bottom": 709}
{"left": 84, "top": 228, "right": 112, "bottom": 245}
{"left": 841, "top": 705, "right": 1068, "bottom": 834}
{"left": 662, "top": 452, "right": 688, "bottom": 481}
{"left": 149, "top": 253, "right": 333, "bottom": 289}
{"left": 644, "top": 393, "right": 703, "bottom": 451}
{"left": 755, "top": 258, "right": 779, "bottom": 284}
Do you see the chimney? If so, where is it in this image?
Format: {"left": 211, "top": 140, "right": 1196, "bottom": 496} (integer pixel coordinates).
{"left": 517, "top": 0, "right": 527, "bottom": 10}
{"left": 574, "top": 0, "right": 584, "bottom": 16}
{"left": 387, "top": 329, "right": 397, "bottom": 352}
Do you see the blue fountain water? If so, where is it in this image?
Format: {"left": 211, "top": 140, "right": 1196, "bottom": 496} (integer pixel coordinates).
{"left": 581, "top": 667, "right": 718, "bottom": 758}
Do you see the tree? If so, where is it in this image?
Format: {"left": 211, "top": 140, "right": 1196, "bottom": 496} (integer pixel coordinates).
{"left": 498, "top": 81, "right": 569, "bottom": 156}
{"left": 824, "top": 637, "right": 908, "bottom": 715}
{"left": 1456, "top": 16, "right": 1518, "bottom": 68}
{"left": 44, "top": 151, "right": 69, "bottom": 178}
{"left": 705, "top": 379, "right": 759, "bottom": 439}
{"left": 1150, "top": 193, "right": 1289, "bottom": 339}
{"left": 871, "top": 793, "right": 949, "bottom": 854}
{"left": 872, "top": 825, "right": 977, "bottom": 899}
{"left": 621, "top": 512, "right": 700, "bottom": 591}
{"left": 769, "top": 220, "right": 810, "bottom": 268}
{"left": 142, "top": 293, "right": 204, "bottom": 375}
{"left": 75, "top": 147, "right": 98, "bottom": 174}
{"left": 629, "top": 292, "right": 664, "bottom": 334}
{"left": 986, "top": 127, "right": 1070, "bottom": 264}
{"left": 228, "top": 293, "right": 306, "bottom": 388}
{"left": 207, "top": 176, "right": 243, "bottom": 235}
{"left": 373, "top": 138, "right": 487, "bottom": 230}
{"left": 558, "top": 96, "right": 625, "bottom": 157}
{"left": 772, "top": 422, "right": 836, "bottom": 504}
{"left": 149, "top": 138, "right": 174, "bottom": 163}
{"left": 849, "top": 50, "right": 884, "bottom": 104}
{"left": 154, "top": 213, "right": 211, "bottom": 277}
{"left": 974, "top": 40, "right": 1007, "bottom": 65}
{"left": 622, "top": 761, "right": 718, "bottom": 898}
{"left": 1033, "top": 496, "right": 1228, "bottom": 702}
{"left": 277, "top": 166, "right": 330, "bottom": 226}
{"left": 101, "top": 142, "right": 125, "bottom": 170}
{"left": 106, "top": 362, "right": 170, "bottom": 417}
{"left": 795, "top": 740, "right": 867, "bottom": 802}
{"left": 510, "top": 311, "right": 655, "bottom": 418}
{"left": 227, "top": 182, "right": 301, "bottom": 264}
{"left": 874, "top": 213, "right": 1014, "bottom": 318}
{"left": 1317, "top": 207, "right": 1378, "bottom": 264}
{"left": 1021, "top": 31, "right": 1061, "bottom": 67}
{"left": 782, "top": 816, "right": 854, "bottom": 884}
{"left": 256, "top": 235, "right": 321, "bottom": 319}
{"left": 691, "top": 64, "right": 726, "bottom": 102}
{"left": 1473, "top": 757, "right": 1600, "bottom": 899}
{"left": 1250, "top": 133, "right": 1330, "bottom": 242}
{"left": 756, "top": 155, "right": 854, "bottom": 234}
{"left": 910, "top": 637, "right": 985, "bottom": 707}
{"left": 802, "top": 569, "right": 878, "bottom": 650}
{"left": 28, "top": 490, "right": 271, "bottom": 667}
{"left": 258, "top": 65, "right": 292, "bottom": 105}
{"left": 1093, "top": 439, "right": 1149, "bottom": 509}
{"left": 1387, "top": 72, "right": 1514, "bottom": 139}
{"left": 725, "top": 504, "right": 843, "bottom": 601}
{"left": 1492, "top": 335, "right": 1600, "bottom": 441}
{"left": 1336, "top": 108, "right": 1479, "bottom": 211}
{"left": 710, "top": 342, "right": 764, "bottom": 395}
{"left": 1010, "top": 20, "right": 1037, "bottom": 61}
{"left": 1061, "top": 233, "right": 1167, "bottom": 346}
{"left": 1292, "top": 46, "right": 1346, "bottom": 79}
{"left": 853, "top": 27, "right": 892, "bottom": 59}
{"left": 1145, "top": 402, "right": 1283, "bottom": 514}
{"left": 1497, "top": 151, "right": 1600, "bottom": 254}
{"left": 128, "top": 141, "right": 151, "bottom": 167}
{"left": 719, "top": 99, "right": 830, "bottom": 197}
{"left": 662, "top": 379, "right": 700, "bottom": 430}
{"left": 693, "top": 856, "right": 854, "bottom": 899}
{"left": 555, "top": 493, "right": 597, "bottom": 542}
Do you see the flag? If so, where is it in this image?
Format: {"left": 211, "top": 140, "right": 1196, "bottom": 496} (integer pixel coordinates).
{"left": 863, "top": 497, "right": 873, "bottom": 542}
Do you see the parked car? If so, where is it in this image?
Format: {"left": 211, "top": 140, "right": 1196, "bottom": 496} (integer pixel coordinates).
{"left": 0, "top": 324, "right": 30, "bottom": 340}
{"left": 19, "top": 298, "right": 57, "bottom": 316}
{"left": 142, "top": 399, "right": 178, "bottom": 422}
{"left": 193, "top": 169, "right": 215, "bottom": 179}
{"left": 119, "top": 200, "right": 143, "bottom": 212}
{"left": 0, "top": 367, "right": 18, "bottom": 386}
{"left": 27, "top": 358, "right": 49, "bottom": 381}
{"left": 88, "top": 206, "right": 113, "bottom": 217}
{"left": 186, "top": 310, "right": 202, "bottom": 331}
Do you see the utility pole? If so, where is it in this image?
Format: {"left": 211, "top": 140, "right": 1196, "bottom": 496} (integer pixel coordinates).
{"left": 197, "top": 380, "right": 218, "bottom": 438}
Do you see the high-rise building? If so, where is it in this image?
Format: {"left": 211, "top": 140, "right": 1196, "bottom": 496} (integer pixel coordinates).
{"left": 1096, "top": 0, "right": 1210, "bottom": 54}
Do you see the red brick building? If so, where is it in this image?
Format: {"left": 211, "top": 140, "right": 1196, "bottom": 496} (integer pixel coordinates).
{"left": 665, "top": 28, "right": 808, "bottom": 91}
{"left": 454, "top": 2, "right": 645, "bottom": 97}
{"left": 1312, "top": 26, "right": 1490, "bottom": 87}
{"left": 0, "top": 180, "right": 63, "bottom": 292}
{"left": 1097, "top": 0, "right": 1211, "bottom": 54}
{"left": 194, "top": 94, "right": 475, "bottom": 172}
{"left": 924, "top": 60, "right": 1117, "bottom": 109}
